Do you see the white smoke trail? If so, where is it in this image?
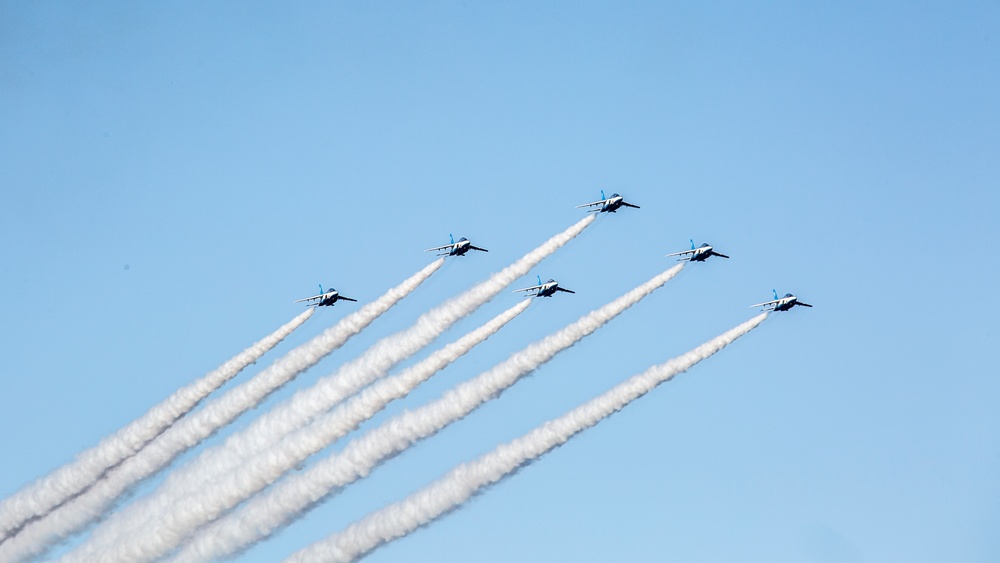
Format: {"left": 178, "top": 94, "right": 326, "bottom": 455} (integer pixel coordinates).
{"left": 0, "top": 309, "right": 313, "bottom": 545}
{"left": 287, "top": 313, "right": 768, "bottom": 563}
{"left": 167, "top": 262, "right": 683, "bottom": 562}
{"left": 84, "top": 300, "right": 531, "bottom": 563}
{"left": 74, "top": 216, "right": 593, "bottom": 562}
{"left": 0, "top": 261, "right": 442, "bottom": 563}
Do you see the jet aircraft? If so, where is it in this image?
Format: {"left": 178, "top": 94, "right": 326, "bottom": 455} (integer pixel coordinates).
{"left": 750, "top": 290, "right": 812, "bottom": 312}
{"left": 294, "top": 284, "right": 358, "bottom": 307}
{"left": 513, "top": 275, "right": 576, "bottom": 298}
{"left": 666, "top": 240, "right": 730, "bottom": 262}
{"left": 425, "top": 234, "right": 489, "bottom": 257}
{"left": 575, "top": 190, "right": 641, "bottom": 213}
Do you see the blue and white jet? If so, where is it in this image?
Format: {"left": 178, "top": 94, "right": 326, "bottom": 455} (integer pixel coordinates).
{"left": 294, "top": 284, "right": 358, "bottom": 307}
{"left": 425, "top": 234, "right": 489, "bottom": 257}
{"left": 513, "top": 275, "right": 576, "bottom": 298}
{"left": 575, "top": 190, "right": 641, "bottom": 213}
{"left": 666, "top": 239, "right": 730, "bottom": 262}
{"left": 750, "top": 290, "right": 812, "bottom": 312}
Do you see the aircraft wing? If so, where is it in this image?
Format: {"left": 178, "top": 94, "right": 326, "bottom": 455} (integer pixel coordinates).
{"left": 339, "top": 296, "right": 359, "bottom": 302}
{"left": 574, "top": 199, "right": 607, "bottom": 209}
{"left": 665, "top": 249, "right": 696, "bottom": 258}
{"left": 797, "top": 301, "right": 813, "bottom": 307}
{"left": 468, "top": 245, "right": 489, "bottom": 252}
{"left": 555, "top": 287, "right": 576, "bottom": 294}
{"left": 749, "top": 299, "right": 779, "bottom": 309}
{"left": 711, "top": 251, "right": 730, "bottom": 259}
{"left": 293, "top": 294, "right": 326, "bottom": 304}
{"left": 621, "top": 202, "right": 641, "bottom": 209}
{"left": 513, "top": 284, "right": 542, "bottom": 293}
{"left": 424, "top": 244, "right": 456, "bottom": 252}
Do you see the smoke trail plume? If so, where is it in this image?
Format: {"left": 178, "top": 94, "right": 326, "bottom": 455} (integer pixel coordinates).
{"left": 181, "top": 216, "right": 594, "bottom": 489}
{"left": 0, "top": 261, "right": 442, "bottom": 563}
{"left": 0, "top": 309, "right": 313, "bottom": 545}
{"left": 287, "top": 313, "right": 768, "bottom": 563}
{"left": 82, "top": 300, "right": 531, "bottom": 563}
{"left": 77, "top": 216, "right": 592, "bottom": 562}
{"left": 167, "top": 263, "right": 683, "bottom": 562}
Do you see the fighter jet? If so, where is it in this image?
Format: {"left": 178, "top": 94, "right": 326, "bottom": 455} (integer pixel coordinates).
{"left": 425, "top": 234, "right": 489, "bottom": 257}
{"left": 666, "top": 239, "right": 730, "bottom": 262}
{"left": 750, "top": 290, "right": 812, "bottom": 312}
{"left": 575, "top": 190, "right": 640, "bottom": 213}
{"left": 513, "top": 275, "right": 576, "bottom": 298}
{"left": 294, "top": 284, "right": 358, "bottom": 307}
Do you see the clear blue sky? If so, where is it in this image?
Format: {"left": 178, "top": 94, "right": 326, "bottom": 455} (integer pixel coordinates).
{"left": 2, "top": 2, "right": 998, "bottom": 561}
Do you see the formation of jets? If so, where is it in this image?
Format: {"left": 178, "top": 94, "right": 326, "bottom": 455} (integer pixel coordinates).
{"left": 424, "top": 234, "right": 489, "bottom": 256}
{"left": 295, "top": 191, "right": 812, "bottom": 312}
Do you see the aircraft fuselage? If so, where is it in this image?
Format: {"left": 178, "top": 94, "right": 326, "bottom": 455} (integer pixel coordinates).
{"left": 601, "top": 196, "right": 626, "bottom": 213}
{"left": 317, "top": 292, "right": 341, "bottom": 307}
{"left": 689, "top": 246, "right": 713, "bottom": 262}
{"left": 535, "top": 282, "right": 560, "bottom": 297}
{"left": 450, "top": 239, "right": 472, "bottom": 256}
{"left": 773, "top": 295, "right": 802, "bottom": 311}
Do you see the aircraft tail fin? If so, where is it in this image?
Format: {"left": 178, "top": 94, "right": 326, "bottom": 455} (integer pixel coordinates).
{"left": 772, "top": 289, "right": 778, "bottom": 300}
{"left": 319, "top": 284, "right": 324, "bottom": 294}
{"left": 450, "top": 233, "right": 454, "bottom": 244}
{"left": 601, "top": 189, "right": 606, "bottom": 200}
{"left": 537, "top": 275, "right": 542, "bottom": 286}
{"left": 690, "top": 239, "right": 695, "bottom": 250}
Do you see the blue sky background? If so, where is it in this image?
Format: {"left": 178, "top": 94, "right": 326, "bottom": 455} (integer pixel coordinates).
{"left": 2, "top": 2, "right": 998, "bottom": 561}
